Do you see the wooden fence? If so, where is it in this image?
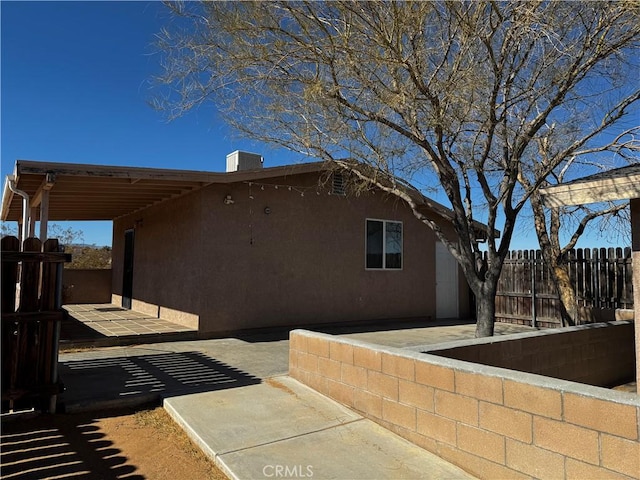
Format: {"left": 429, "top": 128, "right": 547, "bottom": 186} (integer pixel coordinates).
{"left": 494, "top": 247, "right": 633, "bottom": 328}
{"left": 1, "top": 236, "right": 71, "bottom": 413}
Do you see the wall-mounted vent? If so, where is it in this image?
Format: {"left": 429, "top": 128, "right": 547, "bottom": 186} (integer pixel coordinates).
{"left": 226, "top": 151, "right": 264, "bottom": 172}
{"left": 331, "top": 171, "right": 346, "bottom": 196}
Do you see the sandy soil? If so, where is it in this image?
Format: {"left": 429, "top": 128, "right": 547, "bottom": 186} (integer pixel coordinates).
{"left": 1, "top": 406, "right": 227, "bottom": 480}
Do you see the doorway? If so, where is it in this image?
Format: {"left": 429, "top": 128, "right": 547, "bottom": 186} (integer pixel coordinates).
{"left": 122, "top": 229, "right": 135, "bottom": 309}
{"left": 436, "top": 241, "right": 459, "bottom": 319}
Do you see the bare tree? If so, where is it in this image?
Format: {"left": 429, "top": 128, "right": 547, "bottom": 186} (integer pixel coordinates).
{"left": 153, "top": 1, "right": 640, "bottom": 336}
{"left": 522, "top": 127, "right": 638, "bottom": 326}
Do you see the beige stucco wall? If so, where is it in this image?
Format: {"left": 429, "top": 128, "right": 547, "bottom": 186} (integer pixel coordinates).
{"left": 112, "top": 189, "right": 203, "bottom": 329}
{"left": 112, "top": 172, "right": 467, "bottom": 334}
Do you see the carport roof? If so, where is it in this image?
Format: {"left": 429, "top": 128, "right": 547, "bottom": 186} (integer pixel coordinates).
{"left": 1, "top": 160, "right": 325, "bottom": 221}
{"left": 540, "top": 164, "right": 640, "bottom": 208}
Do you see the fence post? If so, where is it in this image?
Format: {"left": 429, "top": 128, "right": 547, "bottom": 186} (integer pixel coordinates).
{"left": 53, "top": 241, "right": 65, "bottom": 413}
{"left": 531, "top": 253, "right": 537, "bottom": 328}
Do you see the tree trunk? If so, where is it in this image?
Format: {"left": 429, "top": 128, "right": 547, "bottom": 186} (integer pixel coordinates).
{"left": 475, "top": 284, "right": 496, "bottom": 337}
{"left": 552, "top": 264, "right": 577, "bottom": 326}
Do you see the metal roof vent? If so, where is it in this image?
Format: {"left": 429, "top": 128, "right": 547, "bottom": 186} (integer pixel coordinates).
{"left": 226, "top": 151, "right": 263, "bottom": 172}
{"left": 331, "top": 171, "right": 346, "bottom": 196}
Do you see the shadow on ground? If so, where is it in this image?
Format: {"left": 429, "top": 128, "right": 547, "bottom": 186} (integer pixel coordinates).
{"left": 1, "top": 408, "right": 144, "bottom": 480}
{"left": 58, "top": 351, "right": 261, "bottom": 410}
{"left": 60, "top": 316, "right": 106, "bottom": 341}
{"left": 234, "top": 318, "right": 476, "bottom": 343}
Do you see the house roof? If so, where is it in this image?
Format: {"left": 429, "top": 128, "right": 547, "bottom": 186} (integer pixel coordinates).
{"left": 540, "top": 164, "right": 640, "bottom": 208}
{"left": 1, "top": 160, "right": 326, "bottom": 221}
{"left": 1, "top": 158, "right": 491, "bottom": 237}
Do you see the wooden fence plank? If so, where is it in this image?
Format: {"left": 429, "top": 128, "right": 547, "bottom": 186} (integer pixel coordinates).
{"left": 1, "top": 236, "right": 69, "bottom": 412}
{"left": 1, "top": 236, "right": 19, "bottom": 313}
{"left": 495, "top": 247, "right": 634, "bottom": 327}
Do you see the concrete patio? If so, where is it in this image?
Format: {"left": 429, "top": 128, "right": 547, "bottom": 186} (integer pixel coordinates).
{"left": 51, "top": 321, "right": 535, "bottom": 479}
{"left": 61, "top": 303, "right": 198, "bottom": 348}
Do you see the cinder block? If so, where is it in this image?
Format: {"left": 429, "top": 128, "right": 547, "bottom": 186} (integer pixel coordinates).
{"left": 306, "top": 373, "right": 328, "bottom": 394}
{"left": 307, "top": 336, "right": 330, "bottom": 358}
{"left": 503, "top": 380, "right": 562, "bottom": 419}
{"left": 601, "top": 433, "right": 640, "bottom": 478}
{"left": 382, "top": 398, "right": 417, "bottom": 431}
{"left": 341, "top": 363, "right": 367, "bottom": 388}
{"left": 479, "top": 402, "right": 532, "bottom": 443}
{"left": 327, "top": 378, "right": 354, "bottom": 407}
{"left": 506, "top": 438, "right": 565, "bottom": 479}
{"left": 289, "top": 332, "right": 307, "bottom": 352}
{"left": 367, "top": 371, "right": 399, "bottom": 401}
{"left": 318, "top": 356, "right": 341, "bottom": 380}
{"left": 399, "top": 379, "right": 434, "bottom": 411}
{"left": 353, "top": 345, "right": 382, "bottom": 371}
{"left": 415, "top": 361, "right": 455, "bottom": 391}
{"left": 382, "top": 352, "right": 415, "bottom": 381}
{"left": 563, "top": 393, "right": 638, "bottom": 440}
{"left": 457, "top": 424, "right": 506, "bottom": 464}
{"left": 353, "top": 389, "right": 383, "bottom": 418}
{"left": 298, "top": 353, "right": 318, "bottom": 373}
{"left": 329, "top": 341, "right": 354, "bottom": 364}
{"left": 566, "top": 458, "right": 635, "bottom": 480}
{"left": 533, "top": 416, "right": 599, "bottom": 465}
{"left": 455, "top": 370, "right": 503, "bottom": 404}
{"left": 437, "top": 444, "right": 530, "bottom": 480}
{"left": 434, "top": 389, "right": 479, "bottom": 426}
{"left": 294, "top": 369, "right": 308, "bottom": 385}
{"left": 297, "top": 352, "right": 318, "bottom": 373}
{"left": 399, "top": 429, "right": 438, "bottom": 454}
{"left": 289, "top": 348, "right": 298, "bottom": 370}
{"left": 416, "top": 410, "right": 457, "bottom": 445}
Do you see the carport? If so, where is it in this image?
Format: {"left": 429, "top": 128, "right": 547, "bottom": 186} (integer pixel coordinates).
{"left": 540, "top": 163, "right": 640, "bottom": 387}
{"left": 1, "top": 160, "right": 228, "bottom": 240}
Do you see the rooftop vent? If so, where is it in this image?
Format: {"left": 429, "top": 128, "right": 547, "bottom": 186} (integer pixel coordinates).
{"left": 226, "top": 151, "right": 263, "bottom": 172}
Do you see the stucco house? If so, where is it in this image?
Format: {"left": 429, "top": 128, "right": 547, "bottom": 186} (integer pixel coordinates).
{"left": 2, "top": 153, "right": 483, "bottom": 335}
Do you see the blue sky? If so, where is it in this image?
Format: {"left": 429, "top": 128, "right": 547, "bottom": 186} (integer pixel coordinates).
{"left": 1, "top": 1, "right": 301, "bottom": 246}
{"left": 1, "top": 1, "right": 632, "bottom": 249}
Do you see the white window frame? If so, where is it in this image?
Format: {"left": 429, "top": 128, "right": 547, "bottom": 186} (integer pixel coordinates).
{"left": 365, "top": 218, "right": 403, "bottom": 270}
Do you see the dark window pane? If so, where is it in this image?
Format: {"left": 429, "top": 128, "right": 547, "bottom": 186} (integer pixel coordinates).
{"left": 385, "top": 222, "right": 402, "bottom": 269}
{"left": 366, "top": 220, "right": 383, "bottom": 268}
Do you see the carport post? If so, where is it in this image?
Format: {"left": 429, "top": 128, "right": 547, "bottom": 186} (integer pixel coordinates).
{"left": 39, "top": 188, "right": 49, "bottom": 242}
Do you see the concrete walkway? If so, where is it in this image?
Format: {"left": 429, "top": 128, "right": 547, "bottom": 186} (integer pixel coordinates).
{"left": 166, "top": 376, "right": 474, "bottom": 479}
{"left": 57, "top": 321, "right": 534, "bottom": 479}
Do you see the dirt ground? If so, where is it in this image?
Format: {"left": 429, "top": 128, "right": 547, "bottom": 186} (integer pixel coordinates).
{"left": 1, "top": 405, "right": 228, "bottom": 480}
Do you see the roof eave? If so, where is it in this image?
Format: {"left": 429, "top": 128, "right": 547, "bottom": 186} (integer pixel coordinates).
{"left": 540, "top": 173, "right": 640, "bottom": 208}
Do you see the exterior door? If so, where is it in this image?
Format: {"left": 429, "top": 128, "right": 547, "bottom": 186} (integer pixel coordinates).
{"left": 122, "top": 229, "right": 135, "bottom": 309}
{"left": 436, "top": 241, "right": 459, "bottom": 319}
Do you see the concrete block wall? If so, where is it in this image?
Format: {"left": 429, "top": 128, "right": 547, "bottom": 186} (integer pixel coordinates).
{"left": 289, "top": 329, "right": 640, "bottom": 480}
{"left": 62, "top": 269, "right": 112, "bottom": 304}
{"left": 424, "top": 321, "right": 635, "bottom": 388}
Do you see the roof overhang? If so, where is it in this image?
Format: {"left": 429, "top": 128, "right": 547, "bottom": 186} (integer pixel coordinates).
{"left": 1, "top": 159, "right": 493, "bottom": 240}
{"left": 540, "top": 164, "right": 640, "bottom": 208}
{"left": 1, "top": 160, "right": 325, "bottom": 222}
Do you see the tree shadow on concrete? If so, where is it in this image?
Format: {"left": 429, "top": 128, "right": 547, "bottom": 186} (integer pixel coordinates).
{"left": 0, "top": 409, "right": 143, "bottom": 480}
{"left": 58, "top": 351, "right": 261, "bottom": 411}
